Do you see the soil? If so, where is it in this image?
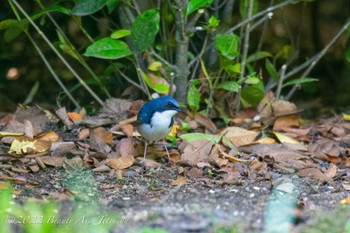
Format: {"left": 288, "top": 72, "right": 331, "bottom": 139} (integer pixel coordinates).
{"left": 13, "top": 165, "right": 350, "bottom": 233}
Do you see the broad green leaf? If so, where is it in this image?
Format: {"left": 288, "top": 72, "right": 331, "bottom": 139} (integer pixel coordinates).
{"left": 265, "top": 59, "right": 279, "bottom": 81}
{"left": 187, "top": 0, "right": 214, "bottom": 15}
{"left": 71, "top": 0, "right": 110, "bottom": 16}
{"left": 187, "top": 85, "right": 200, "bottom": 112}
{"left": 152, "top": 83, "right": 169, "bottom": 94}
{"left": 4, "top": 27, "right": 24, "bottom": 42}
{"left": 148, "top": 61, "right": 162, "bottom": 71}
{"left": 215, "top": 34, "right": 240, "bottom": 59}
{"left": 241, "top": 81, "right": 264, "bottom": 107}
{"left": 282, "top": 77, "right": 318, "bottom": 88}
{"left": 84, "top": 37, "right": 132, "bottom": 59}
{"left": 180, "top": 133, "right": 221, "bottom": 144}
{"left": 246, "top": 51, "right": 271, "bottom": 63}
{"left": 131, "top": 9, "right": 160, "bottom": 52}
{"left": 111, "top": 29, "right": 130, "bottom": 39}
{"left": 224, "top": 63, "right": 241, "bottom": 74}
{"left": 140, "top": 71, "right": 169, "bottom": 94}
{"left": 245, "top": 76, "right": 260, "bottom": 85}
{"left": 216, "top": 81, "right": 239, "bottom": 92}
{"left": 0, "top": 5, "right": 68, "bottom": 41}
{"left": 239, "top": 0, "right": 259, "bottom": 19}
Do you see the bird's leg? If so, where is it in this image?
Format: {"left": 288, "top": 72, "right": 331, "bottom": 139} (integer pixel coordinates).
{"left": 143, "top": 141, "right": 148, "bottom": 164}
{"left": 163, "top": 139, "right": 171, "bottom": 162}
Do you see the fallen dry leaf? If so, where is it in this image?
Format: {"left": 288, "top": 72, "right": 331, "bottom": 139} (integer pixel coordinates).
{"left": 106, "top": 156, "right": 134, "bottom": 169}
{"left": 93, "top": 127, "right": 113, "bottom": 145}
{"left": 120, "top": 123, "right": 134, "bottom": 137}
{"left": 224, "top": 127, "right": 258, "bottom": 147}
{"left": 171, "top": 177, "right": 187, "bottom": 185}
{"left": 9, "top": 136, "right": 52, "bottom": 155}
{"left": 117, "top": 138, "right": 135, "bottom": 157}
{"left": 339, "top": 196, "right": 350, "bottom": 205}
{"left": 41, "top": 156, "right": 66, "bottom": 167}
{"left": 179, "top": 139, "right": 213, "bottom": 166}
{"left": 297, "top": 168, "right": 331, "bottom": 182}
{"left": 273, "top": 115, "right": 300, "bottom": 131}
{"left": 36, "top": 131, "right": 59, "bottom": 142}
{"left": 67, "top": 112, "right": 83, "bottom": 123}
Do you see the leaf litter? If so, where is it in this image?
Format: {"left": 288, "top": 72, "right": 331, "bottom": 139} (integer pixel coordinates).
{"left": 1, "top": 98, "right": 350, "bottom": 231}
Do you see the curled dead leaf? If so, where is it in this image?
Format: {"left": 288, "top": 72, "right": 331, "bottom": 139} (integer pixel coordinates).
{"left": 106, "top": 156, "right": 134, "bottom": 169}
{"left": 171, "top": 177, "right": 187, "bottom": 186}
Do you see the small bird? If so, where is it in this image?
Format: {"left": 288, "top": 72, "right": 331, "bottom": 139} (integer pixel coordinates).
{"left": 137, "top": 96, "right": 185, "bottom": 163}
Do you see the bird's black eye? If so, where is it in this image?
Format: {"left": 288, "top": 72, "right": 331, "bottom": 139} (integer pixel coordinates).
{"left": 167, "top": 102, "right": 174, "bottom": 108}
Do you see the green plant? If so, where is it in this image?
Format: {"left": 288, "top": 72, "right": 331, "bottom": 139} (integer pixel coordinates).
{"left": 1, "top": 0, "right": 349, "bottom": 115}
{"left": 0, "top": 182, "right": 121, "bottom": 233}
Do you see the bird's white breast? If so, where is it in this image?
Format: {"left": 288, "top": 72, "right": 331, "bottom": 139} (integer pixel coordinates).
{"left": 138, "top": 110, "right": 177, "bottom": 142}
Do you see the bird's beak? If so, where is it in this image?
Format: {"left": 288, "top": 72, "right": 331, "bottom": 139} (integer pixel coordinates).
{"left": 176, "top": 107, "right": 187, "bottom": 114}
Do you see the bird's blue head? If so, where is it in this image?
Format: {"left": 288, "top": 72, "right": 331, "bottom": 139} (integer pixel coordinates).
{"left": 137, "top": 96, "right": 185, "bottom": 125}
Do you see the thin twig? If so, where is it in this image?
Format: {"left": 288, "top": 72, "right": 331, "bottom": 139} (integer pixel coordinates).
{"left": 276, "top": 64, "right": 287, "bottom": 99}
{"left": 226, "top": 0, "right": 295, "bottom": 34}
{"left": 235, "top": 0, "right": 254, "bottom": 115}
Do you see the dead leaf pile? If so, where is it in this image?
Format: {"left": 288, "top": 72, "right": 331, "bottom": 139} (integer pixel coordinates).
{"left": 0, "top": 96, "right": 350, "bottom": 190}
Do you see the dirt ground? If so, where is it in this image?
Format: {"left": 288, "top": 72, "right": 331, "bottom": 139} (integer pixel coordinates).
{"left": 12, "top": 165, "right": 349, "bottom": 233}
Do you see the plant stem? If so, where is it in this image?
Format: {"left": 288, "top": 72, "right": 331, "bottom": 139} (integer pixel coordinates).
{"left": 174, "top": 0, "right": 190, "bottom": 103}
{"left": 235, "top": 0, "right": 254, "bottom": 115}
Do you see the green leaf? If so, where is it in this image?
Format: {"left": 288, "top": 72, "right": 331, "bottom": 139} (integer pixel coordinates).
{"left": 245, "top": 76, "right": 260, "bottom": 85}
{"left": 71, "top": 0, "right": 110, "bottom": 16}
{"left": 140, "top": 71, "right": 169, "bottom": 94}
{"left": 224, "top": 63, "right": 241, "bottom": 74}
{"left": 241, "top": 81, "right": 264, "bottom": 107}
{"left": 131, "top": 9, "right": 160, "bottom": 52}
{"left": 111, "top": 29, "right": 130, "bottom": 39}
{"left": 208, "top": 15, "right": 220, "bottom": 28}
{"left": 246, "top": 51, "right": 271, "bottom": 63}
{"left": 187, "top": 0, "right": 214, "bottom": 15}
{"left": 180, "top": 133, "right": 221, "bottom": 144}
{"left": 239, "top": 0, "right": 259, "bottom": 19}
{"left": 187, "top": 85, "right": 200, "bottom": 112}
{"left": 215, "top": 33, "right": 240, "bottom": 59}
{"left": 84, "top": 37, "right": 132, "bottom": 59}
{"left": 345, "top": 46, "right": 350, "bottom": 63}
{"left": 216, "top": 81, "right": 239, "bottom": 92}
{"left": 282, "top": 77, "right": 318, "bottom": 88}
{"left": 265, "top": 59, "right": 279, "bottom": 81}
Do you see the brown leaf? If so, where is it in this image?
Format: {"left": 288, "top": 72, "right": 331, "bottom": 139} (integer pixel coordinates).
{"left": 179, "top": 140, "right": 213, "bottom": 166}
{"left": 55, "top": 107, "right": 73, "bottom": 130}
{"left": 36, "top": 131, "right": 59, "bottom": 142}
{"left": 192, "top": 112, "right": 217, "bottom": 133}
{"left": 41, "top": 156, "right": 66, "bottom": 167}
{"left": 224, "top": 127, "right": 258, "bottom": 147}
{"left": 298, "top": 168, "right": 331, "bottom": 182}
{"left": 106, "top": 156, "right": 134, "bottom": 169}
{"left": 273, "top": 115, "right": 300, "bottom": 131}
{"left": 67, "top": 112, "right": 83, "bottom": 123}
{"left": 93, "top": 127, "right": 113, "bottom": 145}
{"left": 89, "top": 129, "right": 111, "bottom": 153}
{"left": 120, "top": 124, "right": 134, "bottom": 137}
{"left": 324, "top": 164, "right": 337, "bottom": 178}
{"left": 171, "top": 177, "right": 187, "bottom": 186}
{"left": 117, "top": 138, "right": 135, "bottom": 157}
{"left": 186, "top": 168, "right": 203, "bottom": 178}
{"left": 9, "top": 136, "right": 51, "bottom": 155}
